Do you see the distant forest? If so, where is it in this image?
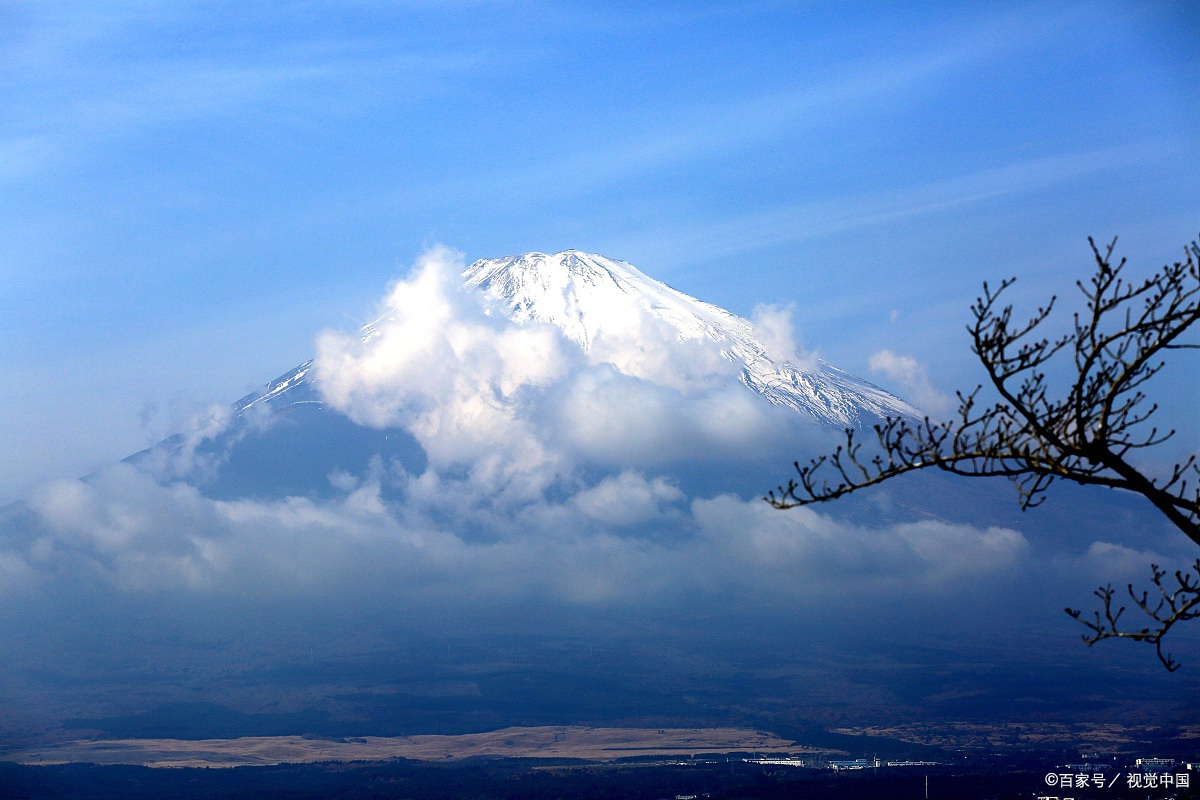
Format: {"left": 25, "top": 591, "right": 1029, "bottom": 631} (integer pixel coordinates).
{"left": 0, "top": 757, "right": 1169, "bottom": 800}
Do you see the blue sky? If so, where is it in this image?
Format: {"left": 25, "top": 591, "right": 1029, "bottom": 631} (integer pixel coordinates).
{"left": 1, "top": 0, "right": 1198, "bottom": 503}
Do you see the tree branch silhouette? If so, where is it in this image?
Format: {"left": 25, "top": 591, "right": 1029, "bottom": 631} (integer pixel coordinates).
{"left": 768, "top": 235, "right": 1200, "bottom": 669}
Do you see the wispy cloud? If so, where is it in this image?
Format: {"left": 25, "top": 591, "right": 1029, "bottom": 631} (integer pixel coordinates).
{"left": 868, "top": 349, "right": 953, "bottom": 417}
{"left": 613, "top": 141, "right": 1175, "bottom": 265}
{"left": 1, "top": 5, "right": 492, "bottom": 181}
{"left": 422, "top": 5, "right": 1090, "bottom": 205}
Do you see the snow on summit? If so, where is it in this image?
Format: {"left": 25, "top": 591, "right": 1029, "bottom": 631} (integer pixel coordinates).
{"left": 463, "top": 250, "right": 739, "bottom": 351}
{"left": 463, "top": 250, "right": 918, "bottom": 427}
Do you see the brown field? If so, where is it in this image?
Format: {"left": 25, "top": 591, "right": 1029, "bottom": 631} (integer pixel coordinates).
{"left": 4, "top": 726, "right": 824, "bottom": 768}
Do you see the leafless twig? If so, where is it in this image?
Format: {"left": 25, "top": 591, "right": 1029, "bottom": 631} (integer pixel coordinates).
{"left": 768, "top": 236, "right": 1200, "bottom": 667}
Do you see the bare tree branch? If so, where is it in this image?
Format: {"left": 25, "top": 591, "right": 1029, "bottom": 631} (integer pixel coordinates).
{"left": 1065, "top": 560, "right": 1200, "bottom": 671}
{"left": 768, "top": 235, "right": 1200, "bottom": 667}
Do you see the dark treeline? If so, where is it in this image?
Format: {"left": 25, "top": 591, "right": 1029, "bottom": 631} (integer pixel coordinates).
{"left": 0, "top": 758, "right": 1158, "bottom": 800}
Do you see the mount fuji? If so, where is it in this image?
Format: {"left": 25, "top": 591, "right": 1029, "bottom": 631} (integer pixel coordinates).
{"left": 122, "top": 249, "right": 921, "bottom": 502}
{"left": 235, "top": 250, "right": 916, "bottom": 428}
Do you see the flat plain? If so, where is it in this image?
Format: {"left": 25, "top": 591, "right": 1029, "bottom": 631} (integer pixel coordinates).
{"left": 5, "top": 725, "right": 824, "bottom": 768}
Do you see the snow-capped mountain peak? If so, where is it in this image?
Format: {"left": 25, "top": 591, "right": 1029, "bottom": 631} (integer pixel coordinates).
{"left": 464, "top": 250, "right": 737, "bottom": 351}
{"left": 233, "top": 250, "right": 916, "bottom": 428}
{"left": 463, "top": 250, "right": 918, "bottom": 427}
